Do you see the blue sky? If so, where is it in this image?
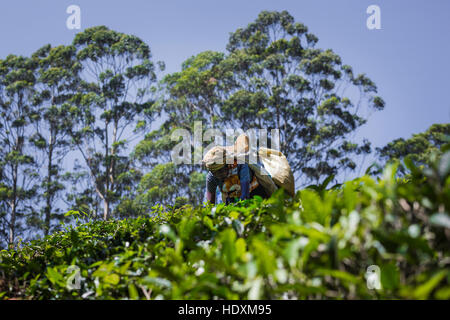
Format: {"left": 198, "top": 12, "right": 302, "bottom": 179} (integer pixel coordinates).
{"left": 1, "top": 0, "right": 449, "bottom": 152}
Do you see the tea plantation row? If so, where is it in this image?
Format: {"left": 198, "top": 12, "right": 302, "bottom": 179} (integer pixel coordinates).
{"left": 0, "top": 150, "right": 449, "bottom": 299}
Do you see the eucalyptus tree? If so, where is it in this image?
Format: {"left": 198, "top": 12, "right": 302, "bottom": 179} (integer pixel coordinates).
{"left": 161, "top": 51, "right": 228, "bottom": 128}
{"left": 133, "top": 51, "right": 228, "bottom": 164}
{"left": 29, "top": 44, "right": 81, "bottom": 235}
{"left": 376, "top": 123, "right": 450, "bottom": 175}
{"left": 0, "top": 55, "right": 39, "bottom": 248}
{"left": 133, "top": 51, "right": 225, "bottom": 204}
{"left": 69, "top": 26, "right": 161, "bottom": 220}
{"left": 132, "top": 51, "right": 228, "bottom": 206}
{"left": 222, "top": 10, "right": 385, "bottom": 185}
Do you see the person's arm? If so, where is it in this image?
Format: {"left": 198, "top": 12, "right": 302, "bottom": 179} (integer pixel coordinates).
{"left": 205, "top": 190, "right": 216, "bottom": 204}
{"left": 239, "top": 164, "right": 251, "bottom": 200}
{"left": 205, "top": 172, "right": 218, "bottom": 205}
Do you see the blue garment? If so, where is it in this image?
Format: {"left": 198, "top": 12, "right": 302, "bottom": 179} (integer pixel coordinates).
{"left": 206, "top": 163, "right": 252, "bottom": 201}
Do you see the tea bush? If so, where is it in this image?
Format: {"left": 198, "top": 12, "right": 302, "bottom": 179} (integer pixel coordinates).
{"left": 0, "top": 148, "right": 449, "bottom": 300}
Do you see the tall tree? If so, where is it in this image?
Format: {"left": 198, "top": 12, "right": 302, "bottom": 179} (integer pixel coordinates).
{"left": 0, "top": 55, "right": 39, "bottom": 248}
{"left": 69, "top": 26, "right": 160, "bottom": 220}
{"left": 135, "top": 10, "right": 385, "bottom": 207}
{"left": 133, "top": 51, "right": 228, "bottom": 207}
{"left": 376, "top": 123, "right": 450, "bottom": 175}
{"left": 63, "top": 158, "right": 103, "bottom": 219}
{"left": 30, "top": 44, "right": 81, "bottom": 235}
{"left": 222, "top": 10, "right": 384, "bottom": 186}
{"left": 161, "top": 51, "right": 227, "bottom": 127}
{"left": 136, "top": 163, "right": 187, "bottom": 208}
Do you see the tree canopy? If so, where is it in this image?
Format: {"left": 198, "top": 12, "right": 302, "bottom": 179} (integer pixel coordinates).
{"left": 376, "top": 123, "right": 450, "bottom": 175}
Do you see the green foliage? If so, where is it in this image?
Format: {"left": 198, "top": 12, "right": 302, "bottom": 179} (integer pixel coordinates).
{"left": 0, "top": 54, "right": 40, "bottom": 247}
{"left": 30, "top": 44, "right": 81, "bottom": 236}
{"left": 376, "top": 123, "right": 450, "bottom": 175}
{"left": 136, "top": 163, "right": 185, "bottom": 207}
{"left": 0, "top": 11, "right": 447, "bottom": 300}
{"left": 223, "top": 10, "right": 381, "bottom": 185}
{"left": 68, "top": 26, "right": 161, "bottom": 220}
{"left": 1, "top": 148, "right": 448, "bottom": 300}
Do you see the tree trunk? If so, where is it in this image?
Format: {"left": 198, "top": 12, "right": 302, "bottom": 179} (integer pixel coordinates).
{"left": 93, "top": 183, "right": 108, "bottom": 220}
{"left": 44, "top": 133, "right": 54, "bottom": 236}
{"left": 8, "top": 201, "right": 15, "bottom": 250}
{"left": 104, "top": 120, "right": 109, "bottom": 220}
{"left": 8, "top": 164, "right": 18, "bottom": 249}
{"left": 103, "top": 198, "right": 109, "bottom": 220}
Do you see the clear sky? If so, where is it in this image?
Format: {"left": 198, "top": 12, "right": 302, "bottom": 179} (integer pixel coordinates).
{"left": 1, "top": 0, "right": 449, "bottom": 152}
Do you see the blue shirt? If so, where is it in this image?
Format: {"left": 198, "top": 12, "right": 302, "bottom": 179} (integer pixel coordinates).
{"left": 206, "top": 163, "right": 252, "bottom": 200}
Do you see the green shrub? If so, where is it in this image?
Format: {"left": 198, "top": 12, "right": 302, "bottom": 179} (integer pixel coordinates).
{"left": 0, "top": 148, "right": 449, "bottom": 300}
